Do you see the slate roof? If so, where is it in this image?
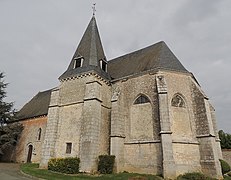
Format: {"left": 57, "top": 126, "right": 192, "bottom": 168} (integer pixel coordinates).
{"left": 108, "top": 41, "right": 189, "bottom": 80}
{"left": 59, "top": 16, "right": 109, "bottom": 80}
{"left": 15, "top": 89, "right": 51, "bottom": 120}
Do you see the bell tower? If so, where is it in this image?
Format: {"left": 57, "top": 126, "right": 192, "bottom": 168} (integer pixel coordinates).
{"left": 40, "top": 15, "right": 111, "bottom": 172}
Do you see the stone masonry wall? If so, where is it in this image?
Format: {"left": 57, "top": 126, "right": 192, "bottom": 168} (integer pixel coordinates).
{"left": 54, "top": 103, "right": 83, "bottom": 158}
{"left": 53, "top": 77, "right": 87, "bottom": 160}
{"left": 51, "top": 75, "right": 110, "bottom": 172}
{"left": 164, "top": 72, "right": 197, "bottom": 142}
{"left": 111, "top": 73, "right": 162, "bottom": 174}
{"left": 15, "top": 116, "right": 47, "bottom": 163}
{"left": 164, "top": 72, "right": 201, "bottom": 176}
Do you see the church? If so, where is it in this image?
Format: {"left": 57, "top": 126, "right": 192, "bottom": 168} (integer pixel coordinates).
{"left": 13, "top": 15, "right": 223, "bottom": 178}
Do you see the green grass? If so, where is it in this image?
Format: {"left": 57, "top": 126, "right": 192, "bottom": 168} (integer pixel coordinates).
{"left": 20, "top": 163, "right": 163, "bottom": 180}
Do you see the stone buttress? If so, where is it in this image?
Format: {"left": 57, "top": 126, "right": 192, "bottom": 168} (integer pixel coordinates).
{"left": 191, "top": 79, "right": 222, "bottom": 178}
{"left": 156, "top": 74, "right": 176, "bottom": 179}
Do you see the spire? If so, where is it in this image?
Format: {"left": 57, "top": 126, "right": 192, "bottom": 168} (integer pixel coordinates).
{"left": 59, "top": 15, "right": 108, "bottom": 80}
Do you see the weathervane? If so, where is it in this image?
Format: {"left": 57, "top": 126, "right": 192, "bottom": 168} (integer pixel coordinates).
{"left": 92, "top": 3, "right": 96, "bottom": 16}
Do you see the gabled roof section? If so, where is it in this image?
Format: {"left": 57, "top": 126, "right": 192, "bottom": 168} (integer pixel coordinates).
{"left": 59, "top": 16, "right": 108, "bottom": 80}
{"left": 108, "top": 41, "right": 189, "bottom": 80}
{"left": 15, "top": 89, "right": 51, "bottom": 120}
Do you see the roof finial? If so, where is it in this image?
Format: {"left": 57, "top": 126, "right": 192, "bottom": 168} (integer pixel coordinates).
{"left": 92, "top": 3, "right": 96, "bottom": 16}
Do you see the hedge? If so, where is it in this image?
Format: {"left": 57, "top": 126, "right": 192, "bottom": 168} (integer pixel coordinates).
{"left": 219, "top": 159, "right": 231, "bottom": 175}
{"left": 177, "top": 172, "right": 216, "bottom": 180}
{"left": 48, "top": 157, "right": 80, "bottom": 174}
{"left": 98, "top": 155, "right": 115, "bottom": 174}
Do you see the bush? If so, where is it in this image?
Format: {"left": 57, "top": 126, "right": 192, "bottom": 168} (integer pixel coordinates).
{"left": 98, "top": 155, "right": 115, "bottom": 174}
{"left": 219, "top": 159, "right": 231, "bottom": 175}
{"left": 48, "top": 157, "right": 80, "bottom": 174}
{"left": 177, "top": 172, "right": 216, "bottom": 180}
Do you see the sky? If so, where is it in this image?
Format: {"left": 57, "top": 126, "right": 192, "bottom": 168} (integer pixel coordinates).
{"left": 0, "top": 0, "right": 230, "bottom": 133}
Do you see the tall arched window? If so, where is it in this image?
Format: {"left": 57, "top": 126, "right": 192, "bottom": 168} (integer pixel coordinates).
{"left": 37, "top": 128, "right": 42, "bottom": 141}
{"left": 171, "top": 93, "right": 193, "bottom": 140}
{"left": 130, "top": 94, "right": 153, "bottom": 140}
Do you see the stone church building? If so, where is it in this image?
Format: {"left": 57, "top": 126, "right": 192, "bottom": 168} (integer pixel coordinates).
{"left": 13, "top": 15, "right": 223, "bottom": 178}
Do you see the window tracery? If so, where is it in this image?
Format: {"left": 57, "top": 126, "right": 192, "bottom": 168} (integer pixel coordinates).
{"left": 171, "top": 94, "right": 185, "bottom": 108}
{"left": 134, "top": 95, "right": 150, "bottom": 104}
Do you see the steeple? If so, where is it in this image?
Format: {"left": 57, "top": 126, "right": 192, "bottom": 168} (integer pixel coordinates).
{"left": 59, "top": 16, "right": 108, "bottom": 80}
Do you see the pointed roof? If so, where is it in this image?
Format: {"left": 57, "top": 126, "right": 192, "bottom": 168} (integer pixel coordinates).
{"left": 59, "top": 16, "right": 108, "bottom": 80}
{"left": 108, "top": 41, "right": 189, "bottom": 80}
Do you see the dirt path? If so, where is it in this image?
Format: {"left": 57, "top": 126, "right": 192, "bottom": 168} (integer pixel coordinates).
{"left": 0, "top": 163, "right": 34, "bottom": 180}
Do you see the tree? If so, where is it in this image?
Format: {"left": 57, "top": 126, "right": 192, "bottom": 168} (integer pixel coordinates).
{"left": 0, "top": 72, "right": 14, "bottom": 125}
{"left": 0, "top": 72, "right": 23, "bottom": 160}
{"left": 219, "top": 130, "right": 231, "bottom": 149}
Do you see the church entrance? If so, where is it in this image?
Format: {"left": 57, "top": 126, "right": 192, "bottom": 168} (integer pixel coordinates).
{"left": 26, "top": 145, "right": 33, "bottom": 163}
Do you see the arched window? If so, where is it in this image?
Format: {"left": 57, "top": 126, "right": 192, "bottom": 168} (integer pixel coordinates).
{"left": 134, "top": 95, "right": 150, "bottom": 104}
{"left": 37, "top": 128, "right": 42, "bottom": 141}
{"left": 171, "top": 94, "right": 185, "bottom": 108}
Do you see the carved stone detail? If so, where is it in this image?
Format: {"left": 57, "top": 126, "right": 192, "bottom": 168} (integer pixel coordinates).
{"left": 111, "top": 86, "right": 120, "bottom": 101}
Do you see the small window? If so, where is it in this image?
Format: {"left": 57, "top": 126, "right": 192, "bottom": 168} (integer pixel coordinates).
{"left": 134, "top": 95, "right": 150, "bottom": 104}
{"left": 73, "top": 57, "right": 83, "bottom": 69}
{"left": 37, "top": 128, "right": 42, "bottom": 141}
{"left": 171, "top": 94, "right": 185, "bottom": 108}
{"left": 100, "top": 59, "right": 107, "bottom": 72}
{"left": 66, "top": 143, "right": 72, "bottom": 154}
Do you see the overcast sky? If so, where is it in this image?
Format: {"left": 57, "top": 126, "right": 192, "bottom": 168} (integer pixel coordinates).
{"left": 0, "top": 0, "right": 230, "bottom": 133}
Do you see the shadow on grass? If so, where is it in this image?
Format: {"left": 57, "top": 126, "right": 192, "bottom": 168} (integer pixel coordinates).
{"left": 20, "top": 163, "right": 163, "bottom": 180}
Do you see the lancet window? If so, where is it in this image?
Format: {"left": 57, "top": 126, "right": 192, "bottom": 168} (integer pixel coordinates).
{"left": 37, "top": 128, "right": 42, "bottom": 141}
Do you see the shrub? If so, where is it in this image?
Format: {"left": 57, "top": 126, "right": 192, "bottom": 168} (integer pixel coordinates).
{"left": 177, "top": 172, "right": 216, "bottom": 180}
{"left": 219, "top": 159, "right": 231, "bottom": 175}
{"left": 98, "top": 155, "right": 115, "bottom": 174}
{"left": 48, "top": 157, "right": 80, "bottom": 174}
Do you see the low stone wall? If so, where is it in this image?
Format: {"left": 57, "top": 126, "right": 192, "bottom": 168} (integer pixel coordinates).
{"left": 222, "top": 149, "right": 231, "bottom": 166}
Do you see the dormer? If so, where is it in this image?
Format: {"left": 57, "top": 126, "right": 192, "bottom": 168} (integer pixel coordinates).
{"left": 100, "top": 58, "right": 107, "bottom": 72}
{"left": 73, "top": 56, "right": 84, "bottom": 69}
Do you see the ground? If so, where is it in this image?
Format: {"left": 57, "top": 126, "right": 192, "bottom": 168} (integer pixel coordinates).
{"left": 0, "top": 163, "right": 35, "bottom": 180}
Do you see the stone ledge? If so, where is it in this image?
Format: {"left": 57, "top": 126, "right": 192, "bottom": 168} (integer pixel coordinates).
{"left": 172, "top": 140, "right": 199, "bottom": 145}
{"left": 110, "top": 135, "right": 125, "bottom": 138}
{"left": 124, "top": 140, "right": 161, "bottom": 144}
{"left": 160, "top": 131, "right": 172, "bottom": 134}
{"left": 196, "top": 134, "right": 215, "bottom": 138}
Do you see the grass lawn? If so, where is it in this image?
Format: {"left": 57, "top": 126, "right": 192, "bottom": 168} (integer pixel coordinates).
{"left": 21, "top": 163, "right": 163, "bottom": 180}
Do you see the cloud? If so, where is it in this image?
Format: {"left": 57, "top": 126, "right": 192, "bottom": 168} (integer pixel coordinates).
{"left": 0, "top": 0, "right": 230, "bottom": 133}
